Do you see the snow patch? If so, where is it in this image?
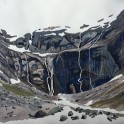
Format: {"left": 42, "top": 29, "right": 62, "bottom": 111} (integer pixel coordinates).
{"left": 29, "top": 40, "right": 32, "bottom": 45}
{"left": 10, "top": 78, "right": 20, "bottom": 84}
{"left": 84, "top": 100, "right": 93, "bottom": 106}
{"left": 58, "top": 32, "right": 65, "bottom": 36}
{"left": 8, "top": 45, "right": 30, "bottom": 53}
{"left": 0, "top": 70, "right": 3, "bottom": 74}
{"left": 34, "top": 53, "right": 56, "bottom": 57}
{"left": 44, "top": 33, "right": 56, "bottom": 36}
{"left": 109, "top": 74, "right": 123, "bottom": 82}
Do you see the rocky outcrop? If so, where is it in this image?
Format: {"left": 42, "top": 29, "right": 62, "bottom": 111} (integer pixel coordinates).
{"left": 0, "top": 10, "right": 124, "bottom": 95}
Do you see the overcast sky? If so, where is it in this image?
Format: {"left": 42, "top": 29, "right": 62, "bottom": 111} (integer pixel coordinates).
{"left": 0, "top": 0, "right": 124, "bottom": 37}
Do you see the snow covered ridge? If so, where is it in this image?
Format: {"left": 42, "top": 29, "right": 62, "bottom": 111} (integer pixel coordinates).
{"left": 10, "top": 78, "right": 20, "bottom": 84}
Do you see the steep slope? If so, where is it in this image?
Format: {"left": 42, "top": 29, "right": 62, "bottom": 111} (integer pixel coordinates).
{"left": 0, "top": 10, "right": 124, "bottom": 95}
{"left": 71, "top": 74, "right": 124, "bottom": 111}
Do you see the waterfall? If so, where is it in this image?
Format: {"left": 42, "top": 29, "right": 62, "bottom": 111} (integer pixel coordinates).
{"left": 88, "top": 48, "right": 93, "bottom": 89}
{"left": 44, "top": 58, "right": 51, "bottom": 95}
{"left": 50, "top": 63, "right": 54, "bottom": 95}
{"left": 24, "top": 54, "right": 34, "bottom": 87}
{"left": 88, "top": 31, "right": 103, "bottom": 89}
{"left": 45, "top": 57, "right": 55, "bottom": 96}
{"left": 78, "top": 32, "right": 83, "bottom": 92}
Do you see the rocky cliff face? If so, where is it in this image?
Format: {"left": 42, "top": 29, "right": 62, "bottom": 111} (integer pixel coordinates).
{"left": 0, "top": 10, "right": 124, "bottom": 95}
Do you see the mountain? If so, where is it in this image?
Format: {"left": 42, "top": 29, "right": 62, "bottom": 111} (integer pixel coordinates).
{"left": 0, "top": 10, "right": 124, "bottom": 97}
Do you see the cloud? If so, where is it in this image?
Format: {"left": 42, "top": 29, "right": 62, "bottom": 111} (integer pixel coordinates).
{"left": 0, "top": 0, "right": 123, "bottom": 36}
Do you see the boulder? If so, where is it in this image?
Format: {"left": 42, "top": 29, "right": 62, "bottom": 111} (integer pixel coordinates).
{"left": 68, "top": 111, "right": 73, "bottom": 116}
{"left": 81, "top": 114, "right": 87, "bottom": 119}
{"left": 60, "top": 115, "right": 68, "bottom": 122}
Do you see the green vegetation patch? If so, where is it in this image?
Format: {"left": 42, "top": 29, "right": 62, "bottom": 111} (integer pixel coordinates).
{"left": 2, "top": 83, "right": 35, "bottom": 96}
{"left": 90, "top": 92, "right": 124, "bottom": 109}
{"left": 105, "top": 82, "right": 124, "bottom": 95}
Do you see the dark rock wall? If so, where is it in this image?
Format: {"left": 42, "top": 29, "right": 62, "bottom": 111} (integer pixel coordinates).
{"left": 53, "top": 45, "right": 119, "bottom": 94}
{"left": 1, "top": 10, "right": 124, "bottom": 95}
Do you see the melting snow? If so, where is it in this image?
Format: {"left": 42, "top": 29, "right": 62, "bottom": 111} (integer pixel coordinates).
{"left": 8, "top": 45, "right": 30, "bottom": 53}
{"left": 10, "top": 78, "right": 20, "bottom": 84}
{"left": 109, "top": 74, "right": 123, "bottom": 82}
{"left": 84, "top": 100, "right": 93, "bottom": 106}
{"left": 34, "top": 53, "right": 56, "bottom": 57}
{"left": 0, "top": 70, "right": 3, "bottom": 74}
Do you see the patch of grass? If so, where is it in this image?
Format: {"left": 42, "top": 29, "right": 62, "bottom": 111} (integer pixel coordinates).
{"left": 90, "top": 92, "right": 124, "bottom": 109}
{"left": 105, "top": 82, "right": 124, "bottom": 95}
{"left": 2, "top": 83, "right": 35, "bottom": 96}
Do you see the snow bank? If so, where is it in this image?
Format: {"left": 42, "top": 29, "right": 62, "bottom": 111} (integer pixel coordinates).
{"left": 8, "top": 45, "right": 30, "bottom": 53}
{"left": 34, "top": 53, "right": 56, "bottom": 57}
{"left": 109, "top": 74, "right": 123, "bottom": 82}
{"left": 10, "top": 78, "right": 20, "bottom": 84}
{"left": 0, "top": 70, "right": 3, "bottom": 74}
{"left": 84, "top": 100, "right": 93, "bottom": 106}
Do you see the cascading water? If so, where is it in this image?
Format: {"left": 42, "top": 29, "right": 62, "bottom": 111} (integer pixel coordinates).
{"left": 88, "top": 31, "right": 103, "bottom": 89}
{"left": 44, "top": 58, "right": 51, "bottom": 95}
{"left": 47, "top": 57, "right": 54, "bottom": 96}
{"left": 45, "top": 57, "right": 54, "bottom": 96}
{"left": 24, "top": 54, "right": 34, "bottom": 87}
{"left": 88, "top": 48, "right": 93, "bottom": 89}
{"left": 78, "top": 32, "right": 83, "bottom": 92}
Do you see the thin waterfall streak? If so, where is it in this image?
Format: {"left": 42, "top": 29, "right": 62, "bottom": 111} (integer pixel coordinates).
{"left": 57, "top": 53, "right": 64, "bottom": 62}
{"left": 88, "top": 48, "right": 93, "bottom": 89}
{"left": 48, "top": 58, "right": 54, "bottom": 96}
{"left": 50, "top": 66, "right": 54, "bottom": 95}
{"left": 24, "top": 54, "right": 34, "bottom": 87}
{"left": 88, "top": 31, "right": 103, "bottom": 89}
{"left": 45, "top": 58, "right": 51, "bottom": 95}
{"left": 78, "top": 32, "right": 83, "bottom": 92}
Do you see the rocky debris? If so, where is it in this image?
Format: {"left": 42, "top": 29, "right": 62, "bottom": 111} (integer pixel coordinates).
{"left": 107, "top": 115, "right": 112, "bottom": 122}
{"left": 98, "top": 111, "right": 103, "bottom": 115}
{"left": 97, "top": 18, "right": 104, "bottom": 22}
{"left": 112, "top": 114, "right": 118, "bottom": 119}
{"left": 12, "top": 106, "right": 16, "bottom": 109}
{"left": 81, "top": 114, "right": 87, "bottom": 119}
{"left": 71, "top": 116, "right": 79, "bottom": 120}
{"left": 33, "top": 110, "right": 47, "bottom": 118}
{"left": 65, "top": 26, "right": 71, "bottom": 28}
{"left": 59, "top": 115, "right": 68, "bottom": 122}
{"left": 57, "top": 98, "right": 62, "bottom": 101}
{"left": 47, "top": 106, "right": 63, "bottom": 115}
{"left": 89, "top": 112, "right": 97, "bottom": 118}
{"left": 78, "top": 108, "right": 84, "bottom": 113}
{"left": 75, "top": 107, "right": 81, "bottom": 112}
{"left": 108, "top": 14, "right": 113, "bottom": 17}
{"left": 68, "top": 111, "right": 73, "bottom": 116}
{"left": 80, "top": 24, "right": 89, "bottom": 29}
{"left": 70, "top": 106, "right": 123, "bottom": 122}
{"left": 0, "top": 80, "right": 60, "bottom": 122}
